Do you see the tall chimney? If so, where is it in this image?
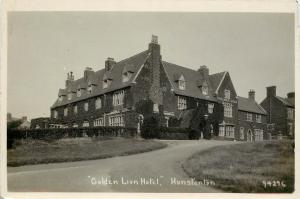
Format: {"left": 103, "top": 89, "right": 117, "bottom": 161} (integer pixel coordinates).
{"left": 267, "top": 86, "right": 276, "bottom": 97}
{"left": 84, "top": 67, "right": 93, "bottom": 80}
{"left": 248, "top": 89, "right": 255, "bottom": 101}
{"left": 198, "top": 65, "right": 209, "bottom": 81}
{"left": 287, "top": 92, "right": 295, "bottom": 99}
{"left": 105, "top": 57, "right": 116, "bottom": 71}
{"left": 65, "top": 71, "right": 74, "bottom": 87}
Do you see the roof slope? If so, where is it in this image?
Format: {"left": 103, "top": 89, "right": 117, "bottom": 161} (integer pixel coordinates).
{"left": 162, "top": 61, "right": 225, "bottom": 102}
{"left": 275, "top": 96, "right": 294, "bottom": 107}
{"left": 238, "top": 96, "right": 267, "bottom": 115}
{"left": 52, "top": 50, "right": 149, "bottom": 108}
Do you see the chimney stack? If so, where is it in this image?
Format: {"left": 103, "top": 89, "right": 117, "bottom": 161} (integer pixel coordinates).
{"left": 248, "top": 89, "right": 255, "bottom": 101}
{"left": 287, "top": 92, "right": 295, "bottom": 99}
{"left": 267, "top": 86, "right": 276, "bottom": 97}
{"left": 148, "top": 35, "right": 161, "bottom": 58}
{"left": 84, "top": 67, "right": 93, "bottom": 80}
{"left": 105, "top": 57, "right": 116, "bottom": 71}
{"left": 198, "top": 65, "right": 209, "bottom": 81}
{"left": 65, "top": 71, "right": 74, "bottom": 87}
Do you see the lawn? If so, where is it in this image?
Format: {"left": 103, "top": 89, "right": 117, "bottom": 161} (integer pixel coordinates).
{"left": 182, "top": 140, "right": 294, "bottom": 193}
{"left": 7, "top": 137, "right": 167, "bottom": 167}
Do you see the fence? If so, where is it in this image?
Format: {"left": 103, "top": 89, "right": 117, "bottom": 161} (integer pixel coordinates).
{"left": 8, "top": 126, "right": 137, "bottom": 143}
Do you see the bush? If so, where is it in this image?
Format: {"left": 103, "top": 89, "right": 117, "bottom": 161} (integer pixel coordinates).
{"left": 141, "top": 116, "right": 160, "bottom": 139}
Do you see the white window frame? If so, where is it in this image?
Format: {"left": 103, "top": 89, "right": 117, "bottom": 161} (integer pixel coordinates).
{"left": 58, "top": 96, "right": 63, "bottom": 102}
{"left": 53, "top": 110, "right": 58, "bottom": 119}
{"left": 240, "top": 127, "right": 244, "bottom": 140}
{"left": 74, "top": 105, "right": 78, "bottom": 114}
{"left": 84, "top": 102, "right": 89, "bottom": 112}
{"left": 254, "top": 129, "right": 264, "bottom": 141}
{"left": 103, "top": 80, "right": 108, "bottom": 89}
{"left": 224, "top": 89, "right": 231, "bottom": 99}
{"left": 208, "top": 103, "right": 214, "bottom": 114}
{"left": 109, "top": 115, "right": 124, "bottom": 127}
{"left": 246, "top": 113, "right": 253, "bottom": 121}
{"left": 225, "top": 126, "right": 235, "bottom": 138}
{"left": 77, "top": 89, "right": 82, "bottom": 97}
{"left": 67, "top": 93, "right": 72, "bottom": 100}
{"left": 219, "top": 126, "right": 225, "bottom": 137}
{"left": 256, "top": 114, "right": 262, "bottom": 123}
{"left": 287, "top": 108, "right": 294, "bottom": 120}
{"left": 64, "top": 108, "right": 68, "bottom": 116}
{"left": 122, "top": 72, "right": 132, "bottom": 82}
{"left": 223, "top": 102, "right": 233, "bottom": 118}
{"left": 178, "top": 75, "right": 186, "bottom": 90}
{"left": 202, "top": 86, "right": 208, "bottom": 95}
{"left": 178, "top": 96, "right": 187, "bottom": 110}
{"left": 87, "top": 85, "right": 92, "bottom": 94}
{"left": 95, "top": 97, "right": 102, "bottom": 109}
{"left": 73, "top": 123, "right": 78, "bottom": 128}
{"left": 113, "top": 90, "right": 125, "bottom": 106}
{"left": 82, "top": 121, "right": 90, "bottom": 127}
{"left": 94, "top": 118, "right": 104, "bottom": 127}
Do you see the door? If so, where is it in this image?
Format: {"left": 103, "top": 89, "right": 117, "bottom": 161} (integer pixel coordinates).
{"left": 247, "top": 129, "right": 253, "bottom": 142}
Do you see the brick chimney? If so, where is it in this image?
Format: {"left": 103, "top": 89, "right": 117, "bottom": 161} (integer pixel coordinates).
{"left": 148, "top": 35, "right": 162, "bottom": 105}
{"left": 267, "top": 86, "right": 276, "bottom": 97}
{"left": 198, "top": 65, "right": 209, "bottom": 81}
{"left": 248, "top": 89, "right": 255, "bottom": 101}
{"left": 105, "top": 57, "right": 116, "bottom": 71}
{"left": 65, "top": 71, "right": 74, "bottom": 87}
{"left": 84, "top": 67, "right": 94, "bottom": 80}
{"left": 287, "top": 92, "right": 295, "bottom": 99}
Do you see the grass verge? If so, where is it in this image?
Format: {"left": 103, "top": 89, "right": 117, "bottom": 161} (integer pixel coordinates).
{"left": 182, "top": 140, "right": 294, "bottom": 193}
{"left": 8, "top": 137, "right": 167, "bottom": 167}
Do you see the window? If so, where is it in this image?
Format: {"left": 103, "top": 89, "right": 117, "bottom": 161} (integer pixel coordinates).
{"left": 256, "top": 114, "right": 262, "bottom": 123}
{"left": 178, "top": 96, "right": 187, "bottom": 110}
{"left": 67, "top": 93, "right": 73, "bottom": 100}
{"left": 223, "top": 102, "right": 232, "bottom": 118}
{"left": 153, "top": 103, "right": 159, "bottom": 113}
{"left": 287, "top": 108, "right": 294, "bottom": 119}
{"left": 246, "top": 113, "right": 252, "bottom": 121}
{"left": 113, "top": 90, "right": 125, "bottom": 106}
{"left": 178, "top": 75, "right": 186, "bottom": 90}
{"left": 82, "top": 121, "right": 90, "bottom": 127}
{"left": 53, "top": 110, "right": 58, "bottom": 119}
{"left": 74, "top": 105, "right": 78, "bottom": 114}
{"left": 202, "top": 86, "right": 208, "bottom": 95}
{"left": 95, "top": 98, "right": 102, "bottom": 109}
{"left": 94, "top": 118, "right": 104, "bottom": 127}
{"left": 109, "top": 115, "right": 124, "bottom": 126}
{"left": 84, "top": 102, "right": 89, "bottom": 111}
{"left": 208, "top": 103, "right": 214, "bottom": 114}
{"left": 240, "top": 127, "right": 244, "bottom": 140}
{"left": 64, "top": 108, "right": 68, "bottom": 116}
{"left": 77, "top": 89, "right": 81, "bottom": 97}
{"left": 87, "top": 85, "right": 92, "bottom": 94}
{"left": 58, "top": 96, "right": 63, "bottom": 102}
{"left": 103, "top": 80, "right": 108, "bottom": 89}
{"left": 225, "top": 126, "right": 235, "bottom": 138}
{"left": 254, "top": 129, "right": 264, "bottom": 141}
{"left": 224, "top": 89, "right": 230, "bottom": 99}
{"left": 73, "top": 123, "right": 78, "bottom": 128}
{"left": 219, "top": 126, "right": 225, "bottom": 136}
{"left": 122, "top": 72, "right": 132, "bottom": 82}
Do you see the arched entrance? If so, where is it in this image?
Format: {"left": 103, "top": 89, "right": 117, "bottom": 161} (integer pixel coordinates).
{"left": 247, "top": 129, "right": 253, "bottom": 142}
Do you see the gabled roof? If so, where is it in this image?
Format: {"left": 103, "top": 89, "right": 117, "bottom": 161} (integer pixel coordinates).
{"left": 162, "top": 61, "right": 221, "bottom": 102}
{"left": 275, "top": 96, "right": 294, "bottom": 107}
{"left": 52, "top": 50, "right": 150, "bottom": 108}
{"left": 238, "top": 96, "right": 267, "bottom": 115}
{"left": 209, "top": 72, "right": 226, "bottom": 93}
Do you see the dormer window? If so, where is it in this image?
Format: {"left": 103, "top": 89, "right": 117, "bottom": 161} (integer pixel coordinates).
{"left": 202, "top": 86, "right": 208, "bottom": 95}
{"left": 122, "top": 72, "right": 132, "bottom": 82}
{"left": 95, "top": 97, "right": 102, "bottom": 109}
{"left": 53, "top": 110, "right": 58, "bottom": 119}
{"left": 178, "top": 75, "right": 186, "bottom": 90}
{"left": 103, "top": 80, "right": 108, "bottom": 89}
{"left": 58, "top": 95, "right": 63, "bottom": 102}
{"left": 77, "top": 89, "right": 81, "bottom": 97}
{"left": 87, "top": 85, "right": 92, "bottom": 94}
{"left": 224, "top": 89, "right": 231, "bottom": 99}
{"left": 67, "top": 93, "right": 73, "bottom": 100}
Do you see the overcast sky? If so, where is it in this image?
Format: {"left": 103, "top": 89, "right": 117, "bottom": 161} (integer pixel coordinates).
{"left": 8, "top": 12, "right": 294, "bottom": 119}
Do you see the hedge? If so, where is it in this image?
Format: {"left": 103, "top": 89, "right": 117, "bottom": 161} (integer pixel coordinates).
{"left": 7, "top": 127, "right": 137, "bottom": 148}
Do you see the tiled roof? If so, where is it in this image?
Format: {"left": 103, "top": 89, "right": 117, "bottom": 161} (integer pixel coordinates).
{"left": 162, "top": 61, "right": 224, "bottom": 102}
{"left": 275, "top": 96, "right": 294, "bottom": 107}
{"left": 238, "top": 96, "right": 267, "bottom": 115}
{"left": 52, "top": 50, "right": 150, "bottom": 108}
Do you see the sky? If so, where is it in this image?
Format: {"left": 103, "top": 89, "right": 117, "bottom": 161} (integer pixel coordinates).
{"left": 7, "top": 12, "right": 295, "bottom": 120}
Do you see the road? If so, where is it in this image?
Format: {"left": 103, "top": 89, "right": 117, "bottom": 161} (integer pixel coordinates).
{"left": 8, "top": 140, "right": 235, "bottom": 192}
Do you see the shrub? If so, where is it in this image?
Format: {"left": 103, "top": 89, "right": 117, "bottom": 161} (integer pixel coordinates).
{"left": 141, "top": 116, "right": 160, "bottom": 139}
